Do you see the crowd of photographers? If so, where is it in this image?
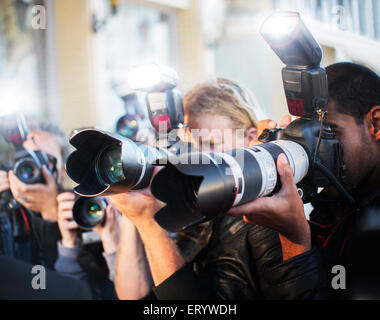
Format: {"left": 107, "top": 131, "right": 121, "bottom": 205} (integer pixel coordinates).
{"left": 0, "top": 60, "right": 379, "bottom": 300}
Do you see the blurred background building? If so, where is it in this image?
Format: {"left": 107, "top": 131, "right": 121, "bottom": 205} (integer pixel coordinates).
{"left": 0, "top": 0, "right": 379, "bottom": 156}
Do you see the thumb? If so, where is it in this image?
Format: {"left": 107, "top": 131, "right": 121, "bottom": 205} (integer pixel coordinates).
{"left": 277, "top": 154, "right": 296, "bottom": 191}
{"left": 279, "top": 115, "right": 292, "bottom": 128}
{"left": 106, "top": 204, "right": 116, "bottom": 223}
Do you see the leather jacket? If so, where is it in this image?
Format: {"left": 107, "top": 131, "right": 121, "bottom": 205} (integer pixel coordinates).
{"left": 152, "top": 214, "right": 327, "bottom": 300}
{"left": 310, "top": 184, "right": 380, "bottom": 299}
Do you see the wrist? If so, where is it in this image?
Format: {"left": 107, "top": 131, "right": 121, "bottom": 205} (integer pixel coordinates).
{"left": 61, "top": 238, "right": 78, "bottom": 248}
{"left": 41, "top": 205, "right": 58, "bottom": 222}
{"left": 279, "top": 222, "right": 311, "bottom": 261}
{"left": 101, "top": 234, "right": 119, "bottom": 254}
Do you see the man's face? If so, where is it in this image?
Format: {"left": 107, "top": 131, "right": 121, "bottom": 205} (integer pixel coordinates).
{"left": 324, "top": 100, "right": 377, "bottom": 189}
{"left": 23, "top": 130, "right": 65, "bottom": 183}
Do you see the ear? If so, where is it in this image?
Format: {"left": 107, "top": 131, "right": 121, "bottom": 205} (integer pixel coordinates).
{"left": 246, "top": 127, "right": 258, "bottom": 144}
{"left": 368, "top": 106, "right": 380, "bottom": 140}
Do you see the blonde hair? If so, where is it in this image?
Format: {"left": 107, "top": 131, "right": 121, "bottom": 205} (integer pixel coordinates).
{"left": 184, "top": 78, "right": 259, "bottom": 134}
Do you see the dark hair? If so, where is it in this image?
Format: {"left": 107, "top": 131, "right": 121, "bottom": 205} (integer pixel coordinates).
{"left": 27, "top": 120, "right": 70, "bottom": 161}
{"left": 326, "top": 62, "right": 380, "bottom": 123}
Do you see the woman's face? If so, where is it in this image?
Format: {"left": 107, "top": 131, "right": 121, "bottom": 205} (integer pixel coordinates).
{"left": 186, "top": 113, "right": 256, "bottom": 152}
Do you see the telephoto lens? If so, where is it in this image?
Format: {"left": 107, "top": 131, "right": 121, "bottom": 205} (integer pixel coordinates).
{"left": 72, "top": 196, "right": 107, "bottom": 230}
{"left": 151, "top": 139, "right": 309, "bottom": 232}
{"left": 66, "top": 128, "right": 167, "bottom": 197}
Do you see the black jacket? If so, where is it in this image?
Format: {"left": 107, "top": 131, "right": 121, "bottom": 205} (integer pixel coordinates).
{"left": 309, "top": 184, "right": 380, "bottom": 299}
{"left": 150, "top": 215, "right": 327, "bottom": 300}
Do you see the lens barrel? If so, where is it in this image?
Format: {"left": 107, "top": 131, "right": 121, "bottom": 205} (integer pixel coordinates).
{"left": 66, "top": 128, "right": 167, "bottom": 197}
{"left": 72, "top": 196, "right": 107, "bottom": 230}
{"left": 151, "top": 140, "right": 309, "bottom": 232}
{"left": 13, "top": 157, "right": 42, "bottom": 184}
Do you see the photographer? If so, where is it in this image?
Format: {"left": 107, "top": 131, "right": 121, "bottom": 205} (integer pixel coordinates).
{"left": 111, "top": 78, "right": 324, "bottom": 300}
{"left": 0, "top": 122, "right": 68, "bottom": 268}
{"left": 229, "top": 62, "right": 380, "bottom": 299}
{"left": 55, "top": 192, "right": 120, "bottom": 299}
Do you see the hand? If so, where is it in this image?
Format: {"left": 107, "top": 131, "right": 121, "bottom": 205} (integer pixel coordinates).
{"left": 0, "top": 170, "right": 10, "bottom": 193}
{"left": 93, "top": 204, "right": 121, "bottom": 254}
{"left": 57, "top": 192, "right": 79, "bottom": 248}
{"left": 108, "top": 167, "right": 164, "bottom": 226}
{"left": 108, "top": 187, "right": 164, "bottom": 227}
{"left": 228, "top": 154, "right": 311, "bottom": 260}
{"left": 9, "top": 165, "right": 59, "bottom": 222}
{"left": 256, "top": 115, "right": 292, "bottom": 138}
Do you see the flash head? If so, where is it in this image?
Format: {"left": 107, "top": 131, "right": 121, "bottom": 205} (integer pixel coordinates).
{"left": 128, "top": 64, "right": 178, "bottom": 92}
{"left": 260, "top": 11, "right": 322, "bottom": 68}
{"left": 260, "top": 11, "right": 328, "bottom": 119}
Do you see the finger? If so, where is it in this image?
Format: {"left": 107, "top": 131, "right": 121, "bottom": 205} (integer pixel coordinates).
{"left": 107, "top": 204, "right": 117, "bottom": 218}
{"left": 8, "top": 171, "right": 29, "bottom": 193}
{"left": 0, "top": 173, "right": 10, "bottom": 192}
{"left": 0, "top": 170, "right": 8, "bottom": 180}
{"left": 57, "top": 192, "right": 76, "bottom": 202}
{"left": 103, "top": 205, "right": 115, "bottom": 226}
{"left": 277, "top": 154, "right": 296, "bottom": 191}
{"left": 279, "top": 115, "right": 292, "bottom": 128}
{"left": 42, "top": 165, "right": 55, "bottom": 186}
{"left": 258, "top": 119, "right": 277, "bottom": 132}
{"left": 58, "top": 200, "right": 75, "bottom": 211}
{"left": 228, "top": 197, "right": 270, "bottom": 217}
{"left": 62, "top": 220, "right": 79, "bottom": 230}
{"left": 58, "top": 210, "right": 74, "bottom": 221}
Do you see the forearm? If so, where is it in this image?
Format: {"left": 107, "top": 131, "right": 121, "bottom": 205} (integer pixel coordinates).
{"left": 134, "top": 218, "right": 185, "bottom": 286}
{"left": 115, "top": 216, "right": 153, "bottom": 300}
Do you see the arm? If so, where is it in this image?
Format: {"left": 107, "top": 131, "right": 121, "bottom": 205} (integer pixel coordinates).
{"left": 109, "top": 187, "right": 185, "bottom": 298}
{"left": 93, "top": 205, "right": 120, "bottom": 282}
{"left": 54, "top": 192, "right": 87, "bottom": 281}
{"left": 114, "top": 215, "right": 153, "bottom": 299}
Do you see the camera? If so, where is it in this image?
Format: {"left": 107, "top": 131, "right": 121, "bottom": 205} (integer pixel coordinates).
{"left": 113, "top": 85, "right": 153, "bottom": 142}
{"left": 149, "top": 12, "right": 351, "bottom": 232}
{"left": 0, "top": 113, "right": 56, "bottom": 186}
{"left": 66, "top": 64, "right": 188, "bottom": 197}
{"left": 72, "top": 196, "right": 107, "bottom": 230}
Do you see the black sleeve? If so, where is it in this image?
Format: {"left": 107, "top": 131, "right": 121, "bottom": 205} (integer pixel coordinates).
{"left": 152, "top": 263, "right": 213, "bottom": 300}
{"left": 248, "top": 225, "right": 328, "bottom": 300}
{"left": 0, "top": 254, "right": 93, "bottom": 300}
{"left": 29, "top": 212, "right": 61, "bottom": 269}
